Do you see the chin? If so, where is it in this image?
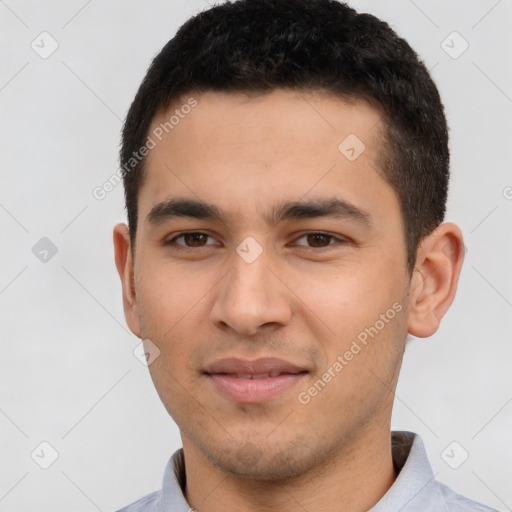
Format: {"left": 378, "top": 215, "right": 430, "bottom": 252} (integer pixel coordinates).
{"left": 195, "top": 433, "right": 327, "bottom": 482}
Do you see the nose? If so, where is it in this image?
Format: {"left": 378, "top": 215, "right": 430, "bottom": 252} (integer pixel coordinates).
{"left": 209, "top": 245, "right": 293, "bottom": 336}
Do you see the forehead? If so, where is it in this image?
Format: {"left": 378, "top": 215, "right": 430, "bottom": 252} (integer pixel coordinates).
{"left": 139, "top": 89, "right": 394, "bottom": 222}
{"left": 149, "top": 89, "right": 383, "bottom": 157}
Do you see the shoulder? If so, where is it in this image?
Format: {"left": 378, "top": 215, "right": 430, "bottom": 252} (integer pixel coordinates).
{"left": 113, "top": 490, "right": 161, "bottom": 512}
{"left": 437, "top": 481, "right": 499, "bottom": 512}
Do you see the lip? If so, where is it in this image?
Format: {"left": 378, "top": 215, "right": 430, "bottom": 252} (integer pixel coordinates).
{"left": 204, "top": 357, "right": 309, "bottom": 403}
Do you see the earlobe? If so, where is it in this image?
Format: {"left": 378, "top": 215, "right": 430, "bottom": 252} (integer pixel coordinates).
{"left": 407, "top": 223, "right": 465, "bottom": 338}
{"left": 113, "top": 223, "right": 141, "bottom": 338}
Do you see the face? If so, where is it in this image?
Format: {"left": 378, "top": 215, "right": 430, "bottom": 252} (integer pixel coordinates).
{"left": 122, "top": 90, "right": 414, "bottom": 479}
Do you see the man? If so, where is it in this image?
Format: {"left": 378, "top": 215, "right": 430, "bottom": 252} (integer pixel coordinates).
{"left": 113, "top": 0, "right": 497, "bottom": 510}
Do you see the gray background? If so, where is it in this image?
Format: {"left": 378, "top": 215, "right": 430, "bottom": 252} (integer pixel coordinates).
{"left": 1, "top": 0, "right": 511, "bottom": 510}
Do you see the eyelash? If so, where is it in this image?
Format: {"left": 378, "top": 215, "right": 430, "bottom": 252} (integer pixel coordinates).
{"left": 166, "top": 231, "right": 348, "bottom": 250}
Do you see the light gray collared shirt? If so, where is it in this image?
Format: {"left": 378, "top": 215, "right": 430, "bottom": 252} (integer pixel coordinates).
{"left": 115, "top": 431, "right": 497, "bottom": 511}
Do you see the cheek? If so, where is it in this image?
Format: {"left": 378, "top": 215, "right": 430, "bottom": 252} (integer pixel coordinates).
{"left": 287, "top": 262, "right": 408, "bottom": 395}
{"left": 296, "top": 307, "right": 406, "bottom": 432}
{"left": 285, "top": 259, "right": 405, "bottom": 340}
{"left": 139, "top": 289, "right": 205, "bottom": 420}
{"left": 135, "top": 267, "right": 210, "bottom": 399}
{"left": 136, "top": 257, "right": 209, "bottom": 336}
{"left": 147, "top": 355, "right": 206, "bottom": 433}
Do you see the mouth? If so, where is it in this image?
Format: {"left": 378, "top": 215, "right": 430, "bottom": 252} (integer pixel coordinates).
{"left": 204, "top": 357, "right": 309, "bottom": 403}
{"left": 213, "top": 371, "right": 301, "bottom": 379}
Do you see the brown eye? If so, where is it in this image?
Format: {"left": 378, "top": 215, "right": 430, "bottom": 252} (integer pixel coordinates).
{"left": 294, "top": 232, "right": 340, "bottom": 248}
{"left": 306, "top": 233, "right": 333, "bottom": 247}
{"left": 183, "top": 233, "right": 208, "bottom": 247}
{"left": 170, "top": 232, "right": 217, "bottom": 247}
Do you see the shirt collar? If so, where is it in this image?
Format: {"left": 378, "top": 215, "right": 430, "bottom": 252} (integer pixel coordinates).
{"left": 160, "top": 448, "right": 190, "bottom": 511}
{"left": 160, "top": 431, "right": 443, "bottom": 511}
{"left": 369, "top": 431, "right": 445, "bottom": 512}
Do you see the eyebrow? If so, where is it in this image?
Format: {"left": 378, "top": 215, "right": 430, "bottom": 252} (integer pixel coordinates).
{"left": 146, "top": 198, "right": 223, "bottom": 225}
{"left": 269, "top": 197, "right": 371, "bottom": 226}
{"left": 146, "top": 197, "right": 371, "bottom": 227}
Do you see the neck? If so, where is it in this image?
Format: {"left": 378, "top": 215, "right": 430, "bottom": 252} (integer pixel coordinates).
{"left": 182, "top": 426, "right": 396, "bottom": 512}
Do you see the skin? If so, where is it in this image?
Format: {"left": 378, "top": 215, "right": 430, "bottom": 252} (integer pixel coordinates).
{"left": 113, "top": 89, "right": 464, "bottom": 511}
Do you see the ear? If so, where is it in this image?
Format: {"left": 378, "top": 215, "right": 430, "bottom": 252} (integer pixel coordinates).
{"left": 113, "top": 223, "right": 141, "bottom": 338}
{"left": 407, "top": 222, "right": 465, "bottom": 338}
